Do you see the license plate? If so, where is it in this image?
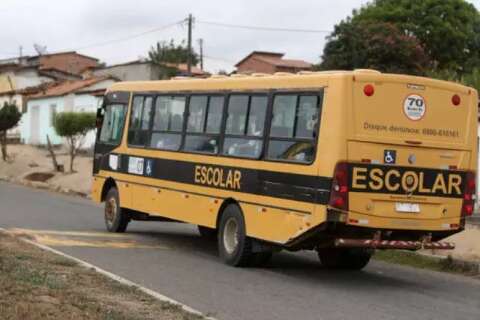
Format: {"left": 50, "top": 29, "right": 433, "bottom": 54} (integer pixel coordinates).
{"left": 395, "top": 203, "right": 420, "bottom": 213}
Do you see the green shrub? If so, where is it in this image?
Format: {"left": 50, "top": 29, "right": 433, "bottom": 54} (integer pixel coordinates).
{"left": 0, "top": 102, "right": 22, "bottom": 161}
{"left": 54, "top": 112, "right": 96, "bottom": 172}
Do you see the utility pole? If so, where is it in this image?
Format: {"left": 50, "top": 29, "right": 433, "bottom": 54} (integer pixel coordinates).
{"left": 187, "top": 14, "right": 193, "bottom": 75}
{"left": 198, "top": 38, "right": 204, "bottom": 71}
{"left": 19, "top": 46, "right": 23, "bottom": 58}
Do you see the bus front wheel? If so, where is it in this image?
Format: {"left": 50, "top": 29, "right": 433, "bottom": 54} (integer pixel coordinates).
{"left": 104, "top": 187, "right": 130, "bottom": 233}
{"left": 317, "top": 248, "right": 372, "bottom": 270}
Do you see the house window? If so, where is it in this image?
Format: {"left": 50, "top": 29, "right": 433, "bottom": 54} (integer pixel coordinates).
{"left": 267, "top": 94, "right": 321, "bottom": 163}
{"left": 223, "top": 95, "right": 268, "bottom": 158}
{"left": 184, "top": 95, "right": 224, "bottom": 154}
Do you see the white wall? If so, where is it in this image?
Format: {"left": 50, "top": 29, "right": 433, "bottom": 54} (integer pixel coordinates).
{"left": 73, "top": 93, "right": 103, "bottom": 149}
{"left": 21, "top": 96, "right": 65, "bottom": 145}
{"left": 21, "top": 93, "right": 102, "bottom": 148}
{"left": 14, "top": 69, "right": 52, "bottom": 89}
{"left": 93, "top": 63, "right": 161, "bottom": 81}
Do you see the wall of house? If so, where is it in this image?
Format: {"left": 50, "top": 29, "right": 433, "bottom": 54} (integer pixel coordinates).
{"left": 14, "top": 69, "right": 53, "bottom": 89}
{"left": 94, "top": 63, "right": 157, "bottom": 81}
{"left": 73, "top": 93, "right": 103, "bottom": 148}
{"left": 21, "top": 96, "right": 65, "bottom": 145}
{"left": 39, "top": 54, "right": 98, "bottom": 75}
{"left": 236, "top": 58, "right": 276, "bottom": 74}
{"left": 21, "top": 92, "right": 103, "bottom": 148}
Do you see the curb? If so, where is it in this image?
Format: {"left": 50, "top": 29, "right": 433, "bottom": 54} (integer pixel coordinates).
{"left": 0, "top": 177, "right": 90, "bottom": 199}
{"left": 0, "top": 227, "right": 217, "bottom": 320}
{"left": 416, "top": 251, "right": 480, "bottom": 275}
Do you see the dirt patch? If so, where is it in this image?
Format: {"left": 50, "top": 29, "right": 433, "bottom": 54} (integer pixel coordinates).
{"left": 0, "top": 232, "right": 206, "bottom": 320}
{"left": 24, "top": 172, "right": 55, "bottom": 182}
{"left": 0, "top": 144, "right": 92, "bottom": 195}
{"left": 424, "top": 225, "right": 480, "bottom": 262}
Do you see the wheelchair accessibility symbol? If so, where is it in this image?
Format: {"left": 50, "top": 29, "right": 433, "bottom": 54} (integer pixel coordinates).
{"left": 384, "top": 150, "right": 396, "bottom": 164}
{"left": 145, "top": 159, "right": 154, "bottom": 176}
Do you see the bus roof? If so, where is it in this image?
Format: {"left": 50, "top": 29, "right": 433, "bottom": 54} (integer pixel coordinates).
{"left": 107, "top": 69, "right": 473, "bottom": 95}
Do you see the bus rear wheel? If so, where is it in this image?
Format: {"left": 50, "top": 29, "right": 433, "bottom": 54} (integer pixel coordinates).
{"left": 218, "top": 204, "right": 254, "bottom": 267}
{"left": 104, "top": 187, "right": 130, "bottom": 233}
{"left": 198, "top": 225, "right": 217, "bottom": 241}
{"left": 317, "top": 248, "right": 372, "bottom": 270}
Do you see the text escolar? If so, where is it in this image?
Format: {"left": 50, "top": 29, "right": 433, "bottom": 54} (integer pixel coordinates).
{"left": 194, "top": 165, "right": 242, "bottom": 190}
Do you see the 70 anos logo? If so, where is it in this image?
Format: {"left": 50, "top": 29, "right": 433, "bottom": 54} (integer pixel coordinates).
{"left": 403, "top": 94, "right": 426, "bottom": 121}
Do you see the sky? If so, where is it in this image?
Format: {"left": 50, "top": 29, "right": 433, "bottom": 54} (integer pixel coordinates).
{"left": 1, "top": 0, "right": 480, "bottom": 73}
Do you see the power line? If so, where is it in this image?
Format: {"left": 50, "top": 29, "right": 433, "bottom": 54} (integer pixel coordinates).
{"left": 203, "top": 55, "right": 236, "bottom": 64}
{"left": 61, "top": 19, "right": 185, "bottom": 52}
{"left": 197, "top": 20, "right": 331, "bottom": 34}
{"left": 0, "top": 19, "right": 185, "bottom": 58}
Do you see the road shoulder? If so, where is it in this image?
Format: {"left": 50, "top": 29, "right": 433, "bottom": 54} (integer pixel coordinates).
{"left": 0, "top": 229, "right": 213, "bottom": 320}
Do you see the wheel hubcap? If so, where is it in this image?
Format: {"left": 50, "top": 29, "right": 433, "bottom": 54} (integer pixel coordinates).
{"left": 105, "top": 198, "right": 117, "bottom": 227}
{"left": 223, "top": 217, "right": 239, "bottom": 254}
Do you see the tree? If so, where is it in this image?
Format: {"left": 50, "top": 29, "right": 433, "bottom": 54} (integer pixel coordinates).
{"left": 319, "top": 21, "right": 430, "bottom": 75}
{"left": 53, "top": 112, "right": 96, "bottom": 172}
{"left": 0, "top": 102, "right": 22, "bottom": 161}
{"left": 148, "top": 39, "right": 199, "bottom": 78}
{"left": 320, "top": 0, "right": 480, "bottom": 75}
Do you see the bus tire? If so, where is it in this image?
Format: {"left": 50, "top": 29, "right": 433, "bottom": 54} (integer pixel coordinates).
{"left": 218, "top": 204, "right": 254, "bottom": 267}
{"left": 317, "top": 248, "right": 372, "bottom": 270}
{"left": 198, "top": 225, "right": 217, "bottom": 241}
{"left": 104, "top": 187, "right": 129, "bottom": 233}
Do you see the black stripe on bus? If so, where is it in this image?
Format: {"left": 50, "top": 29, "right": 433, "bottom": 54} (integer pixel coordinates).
{"left": 98, "top": 153, "right": 332, "bottom": 205}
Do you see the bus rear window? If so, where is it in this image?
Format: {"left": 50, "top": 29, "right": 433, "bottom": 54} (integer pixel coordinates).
{"left": 99, "top": 104, "right": 126, "bottom": 145}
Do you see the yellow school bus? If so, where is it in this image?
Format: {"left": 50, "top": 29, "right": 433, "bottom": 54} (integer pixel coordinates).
{"left": 91, "top": 70, "right": 477, "bottom": 269}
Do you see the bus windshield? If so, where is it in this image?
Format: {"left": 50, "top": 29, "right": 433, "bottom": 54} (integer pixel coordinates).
{"left": 99, "top": 104, "right": 126, "bottom": 145}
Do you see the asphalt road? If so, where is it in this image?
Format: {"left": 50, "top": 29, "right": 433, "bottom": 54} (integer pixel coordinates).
{"left": 1, "top": 181, "right": 479, "bottom": 320}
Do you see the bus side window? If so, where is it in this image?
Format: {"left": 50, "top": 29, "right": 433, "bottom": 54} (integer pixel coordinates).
{"left": 184, "top": 95, "right": 225, "bottom": 154}
{"left": 267, "top": 93, "right": 321, "bottom": 163}
{"left": 150, "top": 96, "right": 186, "bottom": 151}
{"left": 128, "top": 96, "right": 153, "bottom": 147}
{"left": 223, "top": 94, "right": 267, "bottom": 159}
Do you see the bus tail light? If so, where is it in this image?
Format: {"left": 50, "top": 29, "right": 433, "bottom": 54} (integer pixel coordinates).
{"left": 462, "top": 172, "right": 476, "bottom": 217}
{"left": 363, "top": 84, "right": 375, "bottom": 97}
{"left": 452, "top": 94, "right": 461, "bottom": 106}
{"left": 329, "top": 162, "right": 349, "bottom": 211}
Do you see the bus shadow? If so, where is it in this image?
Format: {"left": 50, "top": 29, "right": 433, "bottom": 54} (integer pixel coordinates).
{"left": 266, "top": 252, "right": 423, "bottom": 291}
{"left": 126, "top": 224, "right": 426, "bottom": 291}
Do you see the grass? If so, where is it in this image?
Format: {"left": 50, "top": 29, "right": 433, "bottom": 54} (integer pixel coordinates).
{"left": 0, "top": 231, "right": 207, "bottom": 320}
{"left": 374, "top": 250, "right": 480, "bottom": 276}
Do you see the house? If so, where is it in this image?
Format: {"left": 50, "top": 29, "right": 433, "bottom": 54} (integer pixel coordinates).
{"left": 20, "top": 76, "right": 116, "bottom": 148}
{"left": 235, "top": 51, "right": 312, "bottom": 74}
{"left": 90, "top": 60, "right": 208, "bottom": 81}
{"left": 0, "top": 52, "right": 101, "bottom": 139}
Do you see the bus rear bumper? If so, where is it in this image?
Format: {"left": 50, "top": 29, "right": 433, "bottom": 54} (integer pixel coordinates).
{"left": 334, "top": 237, "right": 455, "bottom": 250}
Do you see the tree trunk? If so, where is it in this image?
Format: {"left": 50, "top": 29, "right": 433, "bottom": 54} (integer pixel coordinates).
{"left": 0, "top": 130, "right": 7, "bottom": 161}
{"left": 46, "top": 135, "right": 61, "bottom": 172}
{"left": 69, "top": 137, "right": 76, "bottom": 173}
